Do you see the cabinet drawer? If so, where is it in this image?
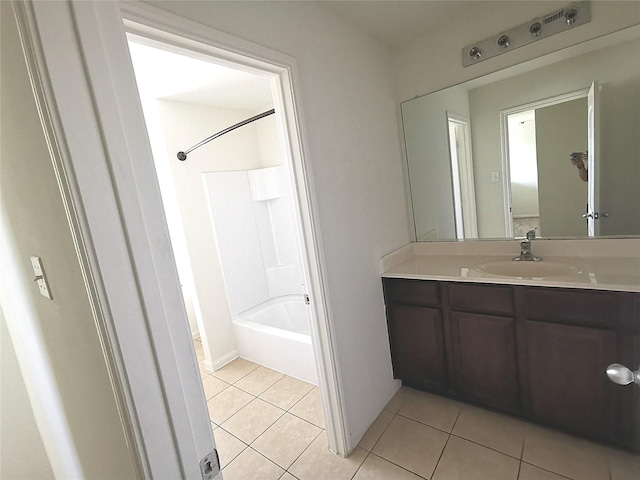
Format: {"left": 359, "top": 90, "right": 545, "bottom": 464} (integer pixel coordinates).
{"left": 448, "top": 283, "right": 513, "bottom": 316}
{"left": 383, "top": 278, "right": 440, "bottom": 306}
{"left": 525, "top": 288, "right": 616, "bottom": 329}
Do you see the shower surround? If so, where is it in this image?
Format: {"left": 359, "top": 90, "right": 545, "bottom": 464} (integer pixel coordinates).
{"left": 205, "top": 166, "right": 316, "bottom": 383}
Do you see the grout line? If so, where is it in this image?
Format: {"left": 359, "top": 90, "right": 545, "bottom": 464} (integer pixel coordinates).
{"left": 448, "top": 432, "right": 523, "bottom": 461}
{"left": 282, "top": 428, "right": 324, "bottom": 476}
{"left": 365, "top": 411, "right": 396, "bottom": 453}
{"left": 432, "top": 431, "right": 452, "bottom": 479}
{"left": 350, "top": 450, "right": 371, "bottom": 480}
{"left": 364, "top": 452, "right": 430, "bottom": 479}
{"left": 516, "top": 436, "right": 525, "bottom": 479}
{"left": 215, "top": 426, "right": 249, "bottom": 470}
{"left": 519, "top": 461, "right": 575, "bottom": 480}
{"left": 395, "top": 411, "right": 458, "bottom": 436}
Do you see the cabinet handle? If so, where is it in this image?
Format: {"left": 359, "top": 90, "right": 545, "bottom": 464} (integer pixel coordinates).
{"left": 606, "top": 364, "right": 640, "bottom": 386}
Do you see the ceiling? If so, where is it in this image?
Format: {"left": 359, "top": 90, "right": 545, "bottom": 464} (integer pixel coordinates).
{"left": 321, "top": 0, "right": 477, "bottom": 48}
{"left": 128, "top": 40, "right": 274, "bottom": 111}
{"left": 127, "top": 1, "right": 519, "bottom": 110}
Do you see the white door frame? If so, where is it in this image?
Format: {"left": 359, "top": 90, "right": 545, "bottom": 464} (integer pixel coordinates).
{"left": 18, "top": 0, "right": 347, "bottom": 476}
{"left": 119, "top": 1, "right": 347, "bottom": 456}
{"left": 500, "top": 88, "right": 589, "bottom": 237}
{"left": 16, "top": 1, "right": 214, "bottom": 476}
{"left": 446, "top": 112, "right": 478, "bottom": 239}
{"left": 587, "top": 81, "right": 601, "bottom": 236}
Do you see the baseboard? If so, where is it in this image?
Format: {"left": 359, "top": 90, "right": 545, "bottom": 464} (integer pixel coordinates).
{"left": 210, "top": 349, "right": 238, "bottom": 371}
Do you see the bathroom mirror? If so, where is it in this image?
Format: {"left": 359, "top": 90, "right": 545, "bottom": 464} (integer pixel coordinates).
{"left": 402, "top": 26, "right": 640, "bottom": 241}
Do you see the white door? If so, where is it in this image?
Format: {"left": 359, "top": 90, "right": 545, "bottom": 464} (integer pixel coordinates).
{"left": 18, "top": 1, "right": 220, "bottom": 478}
{"left": 446, "top": 113, "right": 478, "bottom": 239}
{"left": 20, "top": 1, "right": 346, "bottom": 476}
{"left": 587, "top": 81, "right": 601, "bottom": 236}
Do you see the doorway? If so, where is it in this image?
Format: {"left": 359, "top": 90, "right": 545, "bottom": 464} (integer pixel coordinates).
{"left": 127, "top": 34, "right": 324, "bottom": 376}
{"left": 446, "top": 112, "right": 478, "bottom": 239}
{"left": 501, "top": 90, "right": 591, "bottom": 238}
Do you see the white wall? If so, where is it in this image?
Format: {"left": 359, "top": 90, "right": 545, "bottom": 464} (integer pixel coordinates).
{"left": 402, "top": 85, "right": 470, "bottom": 240}
{"left": 536, "top": 98, "right": 588, "bottom": 237}
{"left": 147, "top": 0, "right": 411, "bottom": 447}
{"left": 155, "top": 100, "right": 270, "bottom": 368}
{"left": 205, "top": 171, "right": 271, "bottom": 315}
{"left": 0, "top": 4, "right": 137, "bottom": 477}
{"left": 468, "top": 37, "right": 640, "bottom": 237}
{"left": 508, "top": 114, "right": 540, "bottom": 218}
{"left": 394, "top": 1, "right": 640, "bottom": 102}
{"left": 207, "top": 165, "right": 304, "bottom": 306}
{"left": 0, "top": 310, "right": 54, "bottom": 480}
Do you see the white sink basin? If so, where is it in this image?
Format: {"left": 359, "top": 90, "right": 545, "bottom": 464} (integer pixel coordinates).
{"left": 475, "top": 259, "right": 580, "bottom": 278}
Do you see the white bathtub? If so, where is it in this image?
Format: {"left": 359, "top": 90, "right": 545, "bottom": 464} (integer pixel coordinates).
{"left": 232, "top": 295, "right": 318, "bottom": 384}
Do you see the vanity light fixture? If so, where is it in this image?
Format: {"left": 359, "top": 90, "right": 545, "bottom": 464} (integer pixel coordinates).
{"left": 530, "top": 22, "right": 543, "bottom": 37}
{"left": 469, "top": 46, "right": 483, "bottom": 60}
{"left": 497, "top": 35, "right": 511, "bottom": 48}
{"left": 463, "top": 1, "right": 591, "bottom": 67}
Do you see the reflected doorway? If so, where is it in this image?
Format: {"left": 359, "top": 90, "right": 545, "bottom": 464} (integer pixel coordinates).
{"left": 502, "top": 90, "right": 593, "bottom": 238}
{"left": 446, "top": 112, "right": 478, "bottom": 239}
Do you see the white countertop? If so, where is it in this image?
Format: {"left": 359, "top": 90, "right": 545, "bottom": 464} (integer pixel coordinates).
{"left": 381, "top": 240, "right": 640, "bottom": 292}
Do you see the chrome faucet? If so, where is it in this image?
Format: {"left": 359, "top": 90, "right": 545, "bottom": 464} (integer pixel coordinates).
{"left": 513, "top": 229, "right": 542, "bottom": 261}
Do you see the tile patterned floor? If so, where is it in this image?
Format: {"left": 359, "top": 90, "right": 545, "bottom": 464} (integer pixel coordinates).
{"left": 195, "top": 340, "right": 639, "bottom": 480}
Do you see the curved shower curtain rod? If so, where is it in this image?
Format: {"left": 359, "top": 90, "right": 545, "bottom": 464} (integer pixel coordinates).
{"left": 177, "top": 108, "right": 275, "bottom": 161}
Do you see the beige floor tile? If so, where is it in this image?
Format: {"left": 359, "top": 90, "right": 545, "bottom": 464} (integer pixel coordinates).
{"left": 252, "top": 412, "right": 322, "bottom": 469}
{"left": 207, "top": 386, "right": 254, "bottom": 425}
{"left": 200, "top": 368, "right": 211, "bottom": 380}
{"left": 259, "top": 375, "right": 314, "bottom": 410}
{"left": 221, "top": 398, "right": 285, "bottom": 444}
{"left": 222, "top": 447, "right": 284, "bottom": 480}
{"left": 383, "top": 390, "right": 404, "bottom": 415}
{"left": 358, "top": 410, "right": 395, "bottom": 451}
{"left": 202, "top": 375, "right": 229, "bottom": 400}
{"left": 289, "top": 431, "right": 368, "bottom": 480}
{"left": 211, "top": 427, "right": 247, "bottom": 468}
{"left": 522, "top": 423, "right": 609, "bottom": 480}
{"left": 608, "top": 447, "right": 640, "bottom": 480}
{"left": 397, "top": 388, "right": 462, "bottom": 432}
{"left": 452, "top": 404, "right": 526, "bottom": 458}
{"left": 212, "top": 357, "right": 259, "bottom": 384}
{"left": 432, "top": 435, "right": 520, "bottom": 480}
{"left": 278, "top": 473, "right": 298, "bottom": 480}
{"left": 289, "top": 387, "right": 325, "bottom": 429}
{"left": 195, "top": 344, "right": 205, "bottom": 361}
{"left": 353, "top": 453, "right": 424, "bottom": 480}
{"left": 235, "top": 366, "right": 285, "bottom": 396}
{"left": 372, "top": 414, "right": 448, "bottom": 478}
{"left": 519, "top": 462, "right": 570, "bottom": 480}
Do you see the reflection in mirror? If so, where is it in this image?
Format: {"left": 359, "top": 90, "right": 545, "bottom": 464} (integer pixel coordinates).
{"left": 402, "top": 26, "right": 640, "bottom": 241}
{"left": 504, "top": 93, "right": 589, "bottom": 238}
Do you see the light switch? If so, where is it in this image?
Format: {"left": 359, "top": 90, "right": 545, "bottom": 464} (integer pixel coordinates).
{"left": 491, "top": 171, "right": 501, "bottom": 183}
{"left": 30, "top": 256, "right": 53, "bottom": 300}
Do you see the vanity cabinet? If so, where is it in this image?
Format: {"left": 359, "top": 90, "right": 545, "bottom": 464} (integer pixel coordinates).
{"left": 382, "top": 277, "right": 640, "bottom": 450}
{"left": 447, "top": 284, "right": 519, "bottom": 413}
{"left": 383, "top": 280, "right": 447, "bottom": 392}
{"left": 521, "top": 288, "right": 619, "bottom": 442}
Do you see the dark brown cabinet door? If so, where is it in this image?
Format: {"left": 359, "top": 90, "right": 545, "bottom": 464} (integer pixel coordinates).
{"left": 450, "top": 311, "right": 519, "bottom": 412}
{"left": 525, "top": 320, "right": 618, "bottom": 442}
{"left": 386, "top": 304, "right": 447, "bottom": 392}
